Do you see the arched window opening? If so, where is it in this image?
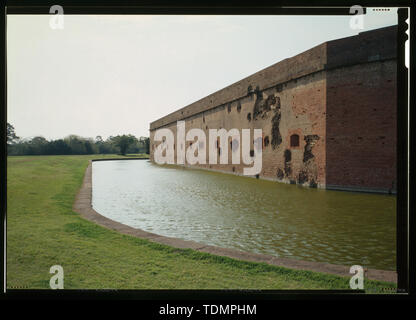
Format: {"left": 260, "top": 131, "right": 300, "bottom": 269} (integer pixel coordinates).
{"left": 290, "top": 134, "right": 300, "bottom": 147}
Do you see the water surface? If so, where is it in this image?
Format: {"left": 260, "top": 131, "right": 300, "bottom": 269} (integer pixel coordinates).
{"left": 92, "top": 160, "right": 396, "bottom": 270}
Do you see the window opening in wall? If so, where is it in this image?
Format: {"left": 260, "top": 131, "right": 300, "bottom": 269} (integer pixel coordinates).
{"left": 290, "top": 134, "right": 300, "bottom": 147}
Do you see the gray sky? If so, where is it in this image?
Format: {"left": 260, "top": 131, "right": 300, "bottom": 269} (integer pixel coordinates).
{"left": 7, "top": 10, "right": 397, "bottom": 140}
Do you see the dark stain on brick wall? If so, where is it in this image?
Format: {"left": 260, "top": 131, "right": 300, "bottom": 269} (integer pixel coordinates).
{"left": 247, "top": 85, "right": 253, "bottom": 96}
{"left": 298, "top": 169, "right": 308, "bottom": 185}
{"left": 297, "top": 135, "right": 320, "bottom": 186}
{"left": 271, "top": 100, "right": 282, "bottom": 149}
{"left": 303, "top": 135, "right": 320, "bottom": 163}
{"left": 253, "top": 92, "right": 277, "bottom": 121}
{"left": 276, "top": 168, "right": 284, "bottom": 180}
{"left": 284, "top": 149, "right": 292, "bottom": 177}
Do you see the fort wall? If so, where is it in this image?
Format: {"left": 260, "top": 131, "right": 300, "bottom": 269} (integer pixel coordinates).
{"left": 149, "top": 26, "right": 397, "bottom": 193}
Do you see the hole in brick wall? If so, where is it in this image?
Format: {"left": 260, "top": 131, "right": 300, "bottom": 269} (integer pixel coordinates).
{"left": 227, "top": 103, "right": 231, "bottom": 113}
{"left": 264, "top": 136, "right": 270, "bottom": 147}
{"left": 290, "top": 134, "right": 300, "bottom": 147}
{"left": 255, "top": 174, "right": 259, "bottom": 179}
{"left": 247, "top": 113, "right": 252, "bottom": 121}
{"left": 237, "top": 102, "right": 241, "bottom": 112}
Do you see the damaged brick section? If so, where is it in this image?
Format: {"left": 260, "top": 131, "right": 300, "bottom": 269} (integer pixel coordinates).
{"left": 284, "top": 149, "right": 292, "bottom": 177}
{"left": 298, "top": 135, "right": 320, "bottom": 186}
{"left": 249, "top": 88, "right": 282, "bottom": 150}
{"left": 303, "top": 135, "right": 320, "bottom": 163}
{"left": 276, "top": 168, "right": 284, "bottom": 180}
{"left": 150, "top": 26, "right": 397, "bottom": 193}
{"left": 271, "top": 96, "right": 282, "bottom": 149}
{"left": 253, "top": 92, "right": 277, "bottom": 121}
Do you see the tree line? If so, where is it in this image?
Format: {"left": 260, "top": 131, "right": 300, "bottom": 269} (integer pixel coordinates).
{"left": 7, "top": 123, "right": 149, "bottom": 156}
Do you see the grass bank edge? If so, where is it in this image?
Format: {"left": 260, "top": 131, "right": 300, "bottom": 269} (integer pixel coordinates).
{"left": 7, "top": 154, "right": 396, "bottom": 291}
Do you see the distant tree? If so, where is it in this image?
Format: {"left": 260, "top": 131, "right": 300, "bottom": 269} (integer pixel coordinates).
{"left": 144, "top": 137, "right": 150, "bottom": 154}
{"left": 7, "top": 123, "right": 19, "bottom": 145}
{"left": 29, "top": 136, "right": 48, "bottom": 154}
{"left": 110, "top": 134, "right": 138, "bottom": 155}
{"left": 30, "top": 136, "right": 47, "bottom": 144}
{"left": 94, "top": 135, "right": 108, "bottom": 154}
{"left": 139, "top": 136, "right": 150, "bottom": 154}
{"left": 46, "top": 139, "right": 71, "bottom": 155}
{"left": 64, "top": 135, "right": 87, "bottom": 154}
{"left": 7, "top": 131, "right": 143, "bottom": 156}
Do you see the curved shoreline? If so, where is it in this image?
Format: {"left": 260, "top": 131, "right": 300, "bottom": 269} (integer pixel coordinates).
{"left": 73, "top": 159, "right": 397, "bottom": 283}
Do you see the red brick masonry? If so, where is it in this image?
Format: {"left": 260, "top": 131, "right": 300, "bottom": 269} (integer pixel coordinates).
{"left": 150, "top": 26, "right": 397, "bottom": 193}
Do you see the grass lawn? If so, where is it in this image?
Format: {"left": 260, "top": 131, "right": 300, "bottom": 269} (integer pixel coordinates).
{"left": 6, "top": 155, "right": 396, "bottom": 291}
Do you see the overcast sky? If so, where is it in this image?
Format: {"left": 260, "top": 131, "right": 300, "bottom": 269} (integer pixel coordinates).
{"left": 7, "top": 9, "right": 397, "bottom": 140}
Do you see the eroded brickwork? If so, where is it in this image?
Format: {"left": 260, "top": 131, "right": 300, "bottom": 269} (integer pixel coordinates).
{"left": 150, "top": 26, "right": 397, "bottom": 193}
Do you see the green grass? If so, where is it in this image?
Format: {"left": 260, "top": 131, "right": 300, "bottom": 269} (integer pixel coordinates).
{"left": 6, "top": 155, "right": 396, "bottom": 291}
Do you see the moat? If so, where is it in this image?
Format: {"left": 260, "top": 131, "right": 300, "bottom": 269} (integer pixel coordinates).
{"left": 92, "top": 160, "right": 396, "bottom": 271}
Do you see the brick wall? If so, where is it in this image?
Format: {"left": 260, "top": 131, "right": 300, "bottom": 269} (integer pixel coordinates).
{"left": 325, "top": 26, "right": 397, "bottom": 193}
{"left": 150, "top": 25, "right": 397, "bottom": 193}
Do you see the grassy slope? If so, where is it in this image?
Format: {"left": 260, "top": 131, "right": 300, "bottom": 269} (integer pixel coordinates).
{"left": 6, "top": 155, "right": 396, "bottom": 291}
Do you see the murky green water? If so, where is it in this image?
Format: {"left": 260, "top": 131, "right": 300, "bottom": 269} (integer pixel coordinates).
{"left": 92, "top": 160, "right": 396, "bottom": 270}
